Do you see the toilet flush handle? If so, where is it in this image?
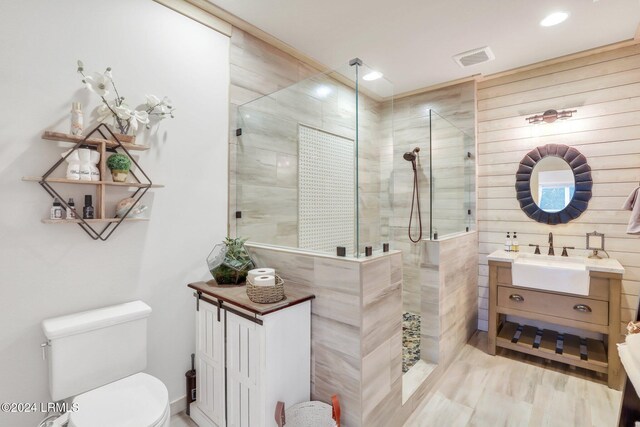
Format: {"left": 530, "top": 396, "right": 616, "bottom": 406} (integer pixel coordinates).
{"left": 41, "top": 341, "right": 50, "bottom": 361}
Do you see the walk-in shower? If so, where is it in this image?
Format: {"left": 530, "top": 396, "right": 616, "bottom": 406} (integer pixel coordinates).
{"left": 231, "top": 59, "right": 475, "bottom": 402}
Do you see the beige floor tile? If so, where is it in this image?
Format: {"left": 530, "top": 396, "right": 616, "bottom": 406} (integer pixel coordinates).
{"left": 404, "top": 332, "right": 621, "bottom": 427}
{"left": 407, "top": 391, "right": 474, "bottom": 427}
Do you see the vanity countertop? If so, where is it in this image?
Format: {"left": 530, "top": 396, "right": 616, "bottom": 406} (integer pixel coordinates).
{"left": 188, "top": 280, "right": 315, "bottom": 316}
{"left": 487, "top": 250, "right": 625, "bottom": 274}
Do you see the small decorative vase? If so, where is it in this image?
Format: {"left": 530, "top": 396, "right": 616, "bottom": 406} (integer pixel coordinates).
{"left": 111, "top": 169, "right": 129, "bottom": 182}
{"left": 70, "top": 102, "right": 84, "bottom": 136}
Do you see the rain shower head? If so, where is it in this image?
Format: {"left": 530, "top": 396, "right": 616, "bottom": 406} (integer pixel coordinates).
{"left": 403, "top": 147, "right": 420, "bottom": 162}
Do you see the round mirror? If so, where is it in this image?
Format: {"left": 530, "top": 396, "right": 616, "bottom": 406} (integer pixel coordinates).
{"left": 530, "top": 156, "right": 575, "bottom": 213}
{"left": 516, "top": 144, "right": 592, "bottom": 225}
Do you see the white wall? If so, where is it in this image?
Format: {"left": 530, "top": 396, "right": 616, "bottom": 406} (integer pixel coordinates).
{"left": 0, "top": 1, "right": 229, "bottom": 426}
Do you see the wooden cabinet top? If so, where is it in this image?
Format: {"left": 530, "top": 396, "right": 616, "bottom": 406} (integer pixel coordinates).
{"left": 188, "top": 281, "right": 315, "bottom": 316}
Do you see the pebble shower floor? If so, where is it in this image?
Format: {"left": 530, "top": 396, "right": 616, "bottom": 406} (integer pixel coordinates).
{"left": 403, "top": 312, "right": 421, "bottom": 373}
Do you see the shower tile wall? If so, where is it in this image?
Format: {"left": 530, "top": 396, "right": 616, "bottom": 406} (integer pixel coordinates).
{"left": 298, "top": 125, "right": 355, "bottom": 253}
{"left": 246, "top": 245, "right": 404, "bottom": 427}
{"left": 228, "top": 28, "right": 319, "bottom": 241}
{"left": 420, "top": 232, "right": 479, "bottom": 365}
{"left": 378, "top": 81, "right": 476, "bottom": 315}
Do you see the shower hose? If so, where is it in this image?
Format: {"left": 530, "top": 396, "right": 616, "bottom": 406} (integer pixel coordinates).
{"left": 408, "top": 159, "right": 422, "bottom": 243}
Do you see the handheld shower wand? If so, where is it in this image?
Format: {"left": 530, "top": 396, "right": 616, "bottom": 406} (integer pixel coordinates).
{"left": 404, "top": 147, "right": 422, "bottom": 243}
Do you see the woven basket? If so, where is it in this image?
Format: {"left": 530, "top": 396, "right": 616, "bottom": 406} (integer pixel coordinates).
{"left": 275, "top": 395, "right": 340, "bottom": 427}
{"left": 246, "top": 275, "right": 285, "bottom": 304}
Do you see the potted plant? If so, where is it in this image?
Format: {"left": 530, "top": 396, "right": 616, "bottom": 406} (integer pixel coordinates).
{"left": 207, "top": 237, "right": 255, "bottom": 285}
{"left": 106, "top": 153, "right": 131, "bottom": 182}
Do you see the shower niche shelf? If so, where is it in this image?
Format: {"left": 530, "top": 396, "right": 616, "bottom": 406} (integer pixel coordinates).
{"left": 24, "top": 124, "right": 162, "bottom": 241}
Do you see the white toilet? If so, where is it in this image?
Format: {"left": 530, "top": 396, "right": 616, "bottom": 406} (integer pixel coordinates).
{"left": 41, "top": 301, "right": 170, "bottom": 427}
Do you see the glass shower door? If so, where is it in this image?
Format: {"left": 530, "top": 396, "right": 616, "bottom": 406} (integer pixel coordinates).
{"left": 430, "top": 110, "right": 473, "bottom": 239}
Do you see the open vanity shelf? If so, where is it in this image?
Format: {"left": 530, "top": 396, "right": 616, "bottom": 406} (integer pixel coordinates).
{"left": 496, "top": 321, "right": 608, "bottom": 373}
{"left": 488, "top": 253, "right": 624, "bottom": 390}
{"left": 24, "top": 124, "right": 163, "bottom": 241}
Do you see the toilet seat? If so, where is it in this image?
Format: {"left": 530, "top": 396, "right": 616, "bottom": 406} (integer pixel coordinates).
{"left": 68, "top": 373, "right": 169, "bottom": 427}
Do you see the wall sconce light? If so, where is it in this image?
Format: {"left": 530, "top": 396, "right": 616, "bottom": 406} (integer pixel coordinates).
{"left": 525, "top": 109, "right": 577, "bottom": 124}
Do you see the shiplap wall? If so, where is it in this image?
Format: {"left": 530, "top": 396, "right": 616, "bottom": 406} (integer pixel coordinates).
{"left": 477, "top": 44, "right": 640, "bottom": 333}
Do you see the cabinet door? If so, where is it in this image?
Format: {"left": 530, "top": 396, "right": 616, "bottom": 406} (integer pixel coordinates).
{"left": 226, "top": 311, "right": 263, "bottom": 427}
{"left": 195, "top": 300, "right": 226, "bottom": 427}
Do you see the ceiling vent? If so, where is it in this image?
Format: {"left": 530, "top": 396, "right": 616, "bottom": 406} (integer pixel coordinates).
{"left": 453, "top": 46, "right": 495, "bottom": 68}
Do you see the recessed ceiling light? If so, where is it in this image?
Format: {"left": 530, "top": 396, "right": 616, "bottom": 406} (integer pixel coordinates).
{"left": 363, "top": 71, "right": 383, "bottom": 81}
{"left": 540, "top": 11, "right": 569, "bottom": 27}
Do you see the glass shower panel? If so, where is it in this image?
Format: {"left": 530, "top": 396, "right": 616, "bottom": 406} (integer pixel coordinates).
{"left": 356, "top": 64, "right": 395, "bottom": 255}
{"left": 234, "top": 65, "right": 360, "bottom": 256}
{"left": 430, "top": 110, "right": 473, "bottom": 238}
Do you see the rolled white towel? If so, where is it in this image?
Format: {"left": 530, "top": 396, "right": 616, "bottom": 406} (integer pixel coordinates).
{"left": 619, "top": 342, "right": 640, "bottom": 397}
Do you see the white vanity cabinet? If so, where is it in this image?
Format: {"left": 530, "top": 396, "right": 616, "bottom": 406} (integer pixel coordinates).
{"left": 188, "top": 281, "right": 314, "bottom": 427}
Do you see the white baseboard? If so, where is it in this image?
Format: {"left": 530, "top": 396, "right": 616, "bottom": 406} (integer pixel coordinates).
{"left": 170, "top": 395, "right": 187, "bottom": 416}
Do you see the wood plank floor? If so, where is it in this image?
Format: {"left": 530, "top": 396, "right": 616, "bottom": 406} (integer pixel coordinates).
{"left": 404, "top": 331, "right": 622, "bottom": 427}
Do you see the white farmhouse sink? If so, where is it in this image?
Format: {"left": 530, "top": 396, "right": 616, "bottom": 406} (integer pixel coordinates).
{"left": 512, "top": 253, "right": 590, "bottom": 296}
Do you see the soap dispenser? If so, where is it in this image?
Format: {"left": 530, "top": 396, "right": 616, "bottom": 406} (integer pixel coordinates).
{"left": 504, "top": 232, "right": 512, "bottom": 252}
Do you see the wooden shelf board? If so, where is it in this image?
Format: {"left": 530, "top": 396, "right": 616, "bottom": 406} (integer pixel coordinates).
{"left": 22, "top": 176, "right": 163, "bottom": 188}
{"left": 42, "top": 131, "right": 149, "bottom": 151}
{"left": 42, "top": 218, "right": 149, "bottom": 224}
{"left": 496, "top": 321, "right": 608, "bottom": 374}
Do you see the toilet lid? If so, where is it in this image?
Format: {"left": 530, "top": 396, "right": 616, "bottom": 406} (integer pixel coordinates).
{"left": 69, "top": 373, "right": 168, "bottom": 427}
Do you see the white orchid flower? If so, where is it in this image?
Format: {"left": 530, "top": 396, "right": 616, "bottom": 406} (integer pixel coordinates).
{"left": 84, "top": 72, "right": 111, "bottom": 97}
{"left": 114, "top": 105, "right": 132, "bottom": 120}
{"left": 145, "top": 94, "right": 161, "bottom": 108}
{"left": 128, "top": 110, "right": 150, "bottom": 135}
{"left": 134, "top": 110, "right": 150, "bottom": 124}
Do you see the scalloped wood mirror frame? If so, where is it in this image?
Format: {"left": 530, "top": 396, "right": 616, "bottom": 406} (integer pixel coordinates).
{"left": 515, "top": 144, "right": 592, "bottom": 225}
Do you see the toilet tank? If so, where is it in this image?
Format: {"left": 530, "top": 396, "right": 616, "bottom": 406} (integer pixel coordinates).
{"left": 42, "top": 301, "right": 152, "bottom": 401}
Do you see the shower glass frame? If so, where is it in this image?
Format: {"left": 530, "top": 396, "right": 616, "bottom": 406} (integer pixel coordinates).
{"left": 428, "top": 109, "right": 475, "bottom": 240}
{"left": 233, "top": 61, "right": 394, "bottom": 258}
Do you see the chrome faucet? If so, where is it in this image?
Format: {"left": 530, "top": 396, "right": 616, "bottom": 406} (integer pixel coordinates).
{"left": 548, "top": 232, "right": 554, "bottom": 256}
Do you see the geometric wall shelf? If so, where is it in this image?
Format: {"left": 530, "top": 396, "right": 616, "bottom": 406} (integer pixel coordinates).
{"left": 23, "top": 123, "right": 163, "bottom": 241}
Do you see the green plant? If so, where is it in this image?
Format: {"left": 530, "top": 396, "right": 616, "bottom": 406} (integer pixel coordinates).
{"left": 210, "top": 237, "right": 254, "bottom": 284}
{"left": 223, "top": 237, "right": 252, "bottom": 269}
{"left": 107, "top": 153, "right": 131, "bottom": 171}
